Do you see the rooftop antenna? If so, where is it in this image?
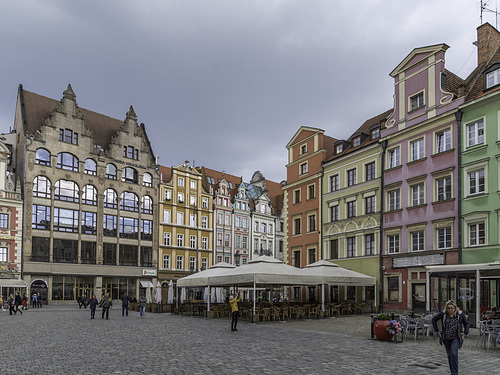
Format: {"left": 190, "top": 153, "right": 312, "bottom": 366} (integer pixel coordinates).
{"left": 481, "top": 0, "right": 500, "bottom": 28}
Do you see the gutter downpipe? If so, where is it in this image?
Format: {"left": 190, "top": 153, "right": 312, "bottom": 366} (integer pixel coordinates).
{"left": 379, "top": 140, "right": 388, "bottom": 312}
{"left": 455, "top": 110, "right": 463, "bottom": 265}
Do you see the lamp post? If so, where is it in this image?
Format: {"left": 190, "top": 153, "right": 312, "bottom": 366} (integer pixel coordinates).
{"left": 234, "top": 251, "right": 240, "bottom": 267}
{"left": 193, "top": 203, "right": 199, "bottom": 272}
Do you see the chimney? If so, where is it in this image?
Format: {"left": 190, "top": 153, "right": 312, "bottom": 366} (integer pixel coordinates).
{"left": 476, "top": 23, "right": 500, "bottom": 67}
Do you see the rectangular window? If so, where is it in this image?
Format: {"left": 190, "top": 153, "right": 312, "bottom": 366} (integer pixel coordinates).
{"left": 190, "top": 235, "right": 196, "bottom": 249}
{"left": 178, "top": 177, "right": 184, "bottom": 187}
{"left": 201, "top": 216, "right": 208, "bottom": 228}
{"left": 294, "top": 218, "right": 301, "bottom": 235}
{"left": 0, "top": 247, "right": 7, "bottom": 262}
{"left": 294, "top": 189, "right": 301, "bottom": 203}
{"left": 242, "top": 237, "right": 247, "bottom": 249}
{"left": 486, "top": 68, "right": 500, "bottom": 88}
{"left": 371, "top": 128, "right": 380, "bottom": 140}
{"left": 163, "top": 209, "right": 171, "bottom": 223}
{"left": 365, "top": 196, "right": 375, "bottom": 214}
{"left": 330, "top": 175, "right": 339, "bottom": 192}
{"left": 163, "top": 255, "right": 170, "bottom": 270}
{"left": 469, "top": 170, "right": 485, "bottom": 195}
{"left": 177, "top": 234, "right": 184, "bottom": 247}
{"left": 164, "top": 190, "right": 172, "bottom": 200}
{"left": 347, "top": 169, "right": 356, "bottom": 187}
{"left": 141, "top": 220, "right": 152, "bottom": 241}
{"left": 411, "top": 231, "right": 424, "bottom": 251}
{"left": 469, "top": 223, "right": 485, "bottom": 246}
{"left": 81, "top": 211, "right": 97, "bottom": 235}
{"left": 217, "top": 233, "right": 222, "bottom": 247}
{"left": 103, "top": 214, "right": 117, "bottom": 237}
{"left": 53, "top": 239, "right": 78, "bottom": 263}
{"left": 164, "top": 232, "right": 171, "bottom": 246}
{"left": 103, "top": 243, "right": 116, "bottom": 265}
{"left": 411, "top": 183, "right": 424, "bottom": 206}
{"left": 177, "top": 212, "right": 184, "bottom": 225}
{"left": 388, "top": 190, "right": 400, "bottom": 211}
{"left": 235, "top": 235, "right": 241, "bottom": 248}
{"left": 300, "top": 144, "right": 307, "bottom": 154}
{"left": 308, "top": 248, "right": 316, "bottom": 264}
{"left": 53, "top": 208, "right": 79, "bottom": 233}
{"left": 308, "top": 214, "right": 316, "bottom": 232}
{"left": 190, "top": 195, "right": 196, "bottom": 206}
{"left": 225, "top": 214, "right": 230, "bottom": 226}
{"left": 330, "top": 205, "right": 339, "bottom": 221}
{"left": 467, "top": 120, "right": 484, "bottom": 147}
{"left": 410, "top": 92, "right": 424, "bottom": 111}
{"left": 254, "top": 239, "right": 259, "bottom": 253}
{"left": 0, "top": 213, "right": 8, "bottom": 228}
{"left": 308, "top": 184, "right": 315, "bottom": 199}
{"left": 387, "top": 234, "right": 400, "bottom": 254}
{"left": 190, "top": 180, "right": 196, "bottom": 190}
{"left": 347, "top": 201, "right": 356, "bottom": 218}
{"left": 437, "top": 227, "right": 452, "bottom": 249}
{"left": 235, "top": 216, "right": 240, "bottom": 228}
{"left": 224, "top": 233, "right": 230, "bottom": 247}
{"left": 294, "top": 250, "right": 301, "bottom": 268}
{"left": 202, "top": 198, "right": 208, "bottom": 208}
{"left": 410, "top": 139, "right": 424, "bottom": 161}
{"left": 60, "top": 128, "right": 78, "bottom": 145}
{"left": 437, "top": 177, "right": 452, "bottom": 201}
{"left": 189, "top": 256, "right": 195, "bottom": 270}
{"left": 336, "top": 144, "right": 343, "bottom": 154}
{"left": 352, "top": 137, "right": 360, "bottom": 147}
{"left": 436, "top": 129, "right": 451, "bottom": 153}
{"left": 31, "top": 237, "right": 50, "bottom": 262}
{"left": 178, "top": 193, "right": 184, "bottom": 204}
{"left": 330, "top": 239, "right": 338, "bottom": 259}
{"left": 242, "top": 217, "right": 248, "bottom": 228}
{"left": 119, "top": 217, "right": 138, "bottom": 239}
{"left": 388, "top": 276, "right": 399, "bottom": 301}
{"left": 141, "top": 246, "right": 152, "bottom": 267}
{"left": 365, "top": 234, "right": 375, "bottom": 256}
{"left": 202, "top": 237, "right": 208, "bottom": 250}
{"left": 32, "top": 205, "right": 51, "bottom": 230}
{"left": 347, "top": 237, "right": 356, "bottom": 258}
{"left": 217, "top": 213, "right": 223, "bottom": 225}
{"left": 365, "top": 162, "right": 375, "bottom": 181}
{"left": 300, "top": 162, "right": 308, "bottom": 175}
{"left": 388, "top": 148, "right": 400, "bottom": 168}
{"left": 190, "top": 214, "right": 196, "bottom": 227}
{"left": 260, "top": 222, "right": 266, "bottom": 233}
{"left": 201, "top": 258, "right": 207, "bottom": 270}
{"left": 176, "top": 256, "right": 183, "bottom": 270}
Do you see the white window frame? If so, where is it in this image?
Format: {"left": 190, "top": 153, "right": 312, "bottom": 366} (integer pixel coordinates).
{"left": 190, "top": 235, "right": 196, "bottom": 249}
{"left": 190, "top": 180, "right": 196, "bottom": 190}
{"left": 300, "top": 162, "right": 308, "bottom": 175}
{"left": 387, "top": 234, "right": 400, "bottom": 254}
{"left": 388, "top": 147, "right": 400, "bottom": 169}
{"left": 411, "top": 183, "right": 425, "bottom": 206}
{"left": 469, "top": 222, "right": 486, "bottom": 247}
{"left": 437, "top": 227, "right": 452, "bottom": 249}
{"left": 409, "top": 91, "right": 424, "bottom": 111}
{"left": 388, "top": 190, "right": 400, "bottom": 211}
{"left": 176, "top": 256, "right": 183, "bottom": 270}
{"left": 163, "top": 254, "right": 170, "bottom": 270}
{"left": 178, "top": 177, "right": 184, "bottom": 187}
{"left": 466, "top": 119, "right": 484, "bottom": 147}
{"left": 202, "top": 237, "right": 208, "bottom": 250}
{"left": 436, "top": 176, "right": 452, "bottom": 201}
{"left": 436, "top": 129, "right": 451, "bottom": 153}
{"left": 177, "top": 234, "right": 184, "bottom": 247}
{"left": 164, "top": 232, "right": 171, "bottom": 246}
{"left": 410, "top": 138, "right": 424, "bottom": 161}
{"left": 163, "top": 209, "right": 171, "bottom": 223}
{"left": 410, "top": 230, "right": 425, "bottom": 251}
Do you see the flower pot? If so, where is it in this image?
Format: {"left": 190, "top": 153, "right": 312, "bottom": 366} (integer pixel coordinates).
{"left": 374, "top": 320, "right": 394, "bottom": 341}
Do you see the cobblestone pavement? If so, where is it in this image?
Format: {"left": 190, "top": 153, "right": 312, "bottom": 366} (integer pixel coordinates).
{"left": 1, "top": 306, "right": 498, "bottom": 374}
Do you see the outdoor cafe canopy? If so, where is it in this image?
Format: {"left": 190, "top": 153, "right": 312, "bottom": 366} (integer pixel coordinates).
{"left": 176, "top": 262, "right": 236, "bottom": 288}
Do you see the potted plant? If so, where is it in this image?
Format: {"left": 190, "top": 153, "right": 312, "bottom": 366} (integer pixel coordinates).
{"left": 373, "top": 313, "right": 392, "bottom": 341}
{"left": 386, "top": 319, "right": 407, "bottom": 336}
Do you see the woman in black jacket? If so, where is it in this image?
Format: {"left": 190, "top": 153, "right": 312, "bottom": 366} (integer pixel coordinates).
{"left": 432, "top": 300, "right": 469, "bottom": 375}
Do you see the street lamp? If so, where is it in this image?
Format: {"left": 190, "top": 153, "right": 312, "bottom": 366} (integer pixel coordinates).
{"left": 193, "top": 203, "right": 199, "bottom": 272}
{"left": 234, "top": 251, "right": 240, "bottom": 267}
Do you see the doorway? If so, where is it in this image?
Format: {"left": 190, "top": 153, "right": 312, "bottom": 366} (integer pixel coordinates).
{"left": 412, "top": 283, "right": 426, "bottom": 314}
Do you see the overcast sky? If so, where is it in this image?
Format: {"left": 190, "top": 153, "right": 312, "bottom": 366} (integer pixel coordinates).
{"left": 1, "top": 1, "right": 496, "bottom": 183}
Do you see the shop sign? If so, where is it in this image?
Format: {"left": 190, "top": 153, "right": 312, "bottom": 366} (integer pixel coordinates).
{"left": 392, "top": 254, "right": 444, "bottom": 268}
{"left": 142, "top": 269, "right": 157, "bottom": 276}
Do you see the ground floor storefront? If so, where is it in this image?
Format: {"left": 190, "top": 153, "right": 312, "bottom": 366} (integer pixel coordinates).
{"left": 23, "top": 261, "right": 157, "bottom": 303}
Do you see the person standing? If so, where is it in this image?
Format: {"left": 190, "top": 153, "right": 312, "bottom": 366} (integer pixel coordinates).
{"left": 14, "top": 292, "right": 22, "bottom": 315}
{"left": 100, "top": 293, "right": 112, "bottom": 319}
{"left": 0, "top": 295, "right": 4, "bottom": 312}
{"left": 22, "top": 293, "right": 28, "bottom": 310}
{"left": 88, "top": 295, "right": 98, "bottom": 319}
{"left": 121, "top": 292, "right": 130, "bottom": 317}
{"left": 432, "top": 300, "right": 469, "bottom": 375}
{"left": 138, "top": 294, "right": 147, "bottom": 319}
{"left": 8, "top": 294, "right": 15, "bottom": 315}
{"left": 31, "top": 293, "right": 37, "bottom": 309}
{"left": 229, "top": 292, "right": 241, "bottom": 332}
{"left": 37, "top": 294, "right": 42, "bottom": 308}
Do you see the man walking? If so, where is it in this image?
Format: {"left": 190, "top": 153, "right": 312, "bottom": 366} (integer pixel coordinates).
{"left": 121, "top": 291, "right": 129, "bottom": 317}
{"left": 14, "top": 292, "right": 23, "bottom": 315}
{"left": 100, "top": 293, "right": 112, "bottom": 319}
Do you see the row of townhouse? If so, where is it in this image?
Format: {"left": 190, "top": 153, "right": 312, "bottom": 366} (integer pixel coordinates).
{"left": 0, "top": 83, "right": 285, "bottom": 303}
{"left": 283, "top": 23, "right": 500, "bottom": 314}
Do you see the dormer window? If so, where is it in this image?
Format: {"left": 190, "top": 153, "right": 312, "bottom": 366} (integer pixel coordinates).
{"left": 371, "top": 128, "right": 380, "bottom": 140}
{"left": 410, "top": 92, "right": 424, "bottom": 112}
{"left": 486, "top": 68, "right": 500, "bottom": 89}
{"left": 352, "top": 137, "right": 361, "bottom": 147}
{"left": 300, "top": 144, "right": 307, "bottom": 155}
{"left": 336, "top": 144, "right": 343, "bottom": 154}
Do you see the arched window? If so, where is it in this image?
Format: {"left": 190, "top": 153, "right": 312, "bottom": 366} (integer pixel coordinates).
{"left": 35, "top": 148, "right": 51, "bottom": 166}
{"left": 141, "top": 195, "right": 153, "bottom": 214}
{"left": 120, "top": 191, "right": 138, "bottom": 212}
{"left": 33, "top": 176, "right": 51, "bottom": 198}
{"left": 106, "top": 163, "right": 117, "bottom": 180}
{"left": 143, "top": 173, "right": 152, "bottom": 187}
{"left": 84, "top": 159, "right": 97, "bottom": 175}
{"left": 54, "top": 180, "right": 79, "bottom": 203}
{"left": 122, "top": 167, "right": 138, "bottom": 184}
{"left": 82, "top": 185, "right": 97, "bottom": 206}
{"left": 57, "top": 152, "right": 79, "bottom": 172}
{"left": 104, "top": 188, "right": 117, "bottom": 209}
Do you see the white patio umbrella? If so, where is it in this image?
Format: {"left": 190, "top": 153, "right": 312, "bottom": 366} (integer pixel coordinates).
{"left": 203, "top": 287, "right": 210, "bottom": 303}
{"left": 302, "top": 260, "right": 377, "bottom": 312}
{"left": 210, "top": 287, "right": 217, "bottom": 303}
{"left": 154, "top": 281, "right": 162, "bottom": 304}
{"left": 180, "top": 287, "right": 186, "bottom": 303}
{"left": 167, "top": 280, "right": 174, "bottom": 304}
{"left": 146, "top": 286, "right": 152, "bottom": 303}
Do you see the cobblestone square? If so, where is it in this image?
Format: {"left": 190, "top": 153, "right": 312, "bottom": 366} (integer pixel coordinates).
{"left": 1, "top": 307, "right": 498, "bottom": 374}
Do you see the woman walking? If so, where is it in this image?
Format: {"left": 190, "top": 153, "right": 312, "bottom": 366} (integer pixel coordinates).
{"left": 432, "top": 300, "right": 469, "bottom": 375}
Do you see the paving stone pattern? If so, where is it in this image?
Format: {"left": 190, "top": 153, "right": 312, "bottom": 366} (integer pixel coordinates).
{"left": 1, "top": 307, "right": 498, "bottom": 374}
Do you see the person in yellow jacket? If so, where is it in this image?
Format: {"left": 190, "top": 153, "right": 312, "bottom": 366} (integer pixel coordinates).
{"left": 229, "top": 292, "right": 241, "bottom": 331}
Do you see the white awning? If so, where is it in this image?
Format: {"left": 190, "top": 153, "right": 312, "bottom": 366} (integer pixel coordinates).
{"left": 0, "top": 278, "right": 29, "bottom": 288}
{"left": 140, "top": 280, "right": 154, "bottom": 288}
